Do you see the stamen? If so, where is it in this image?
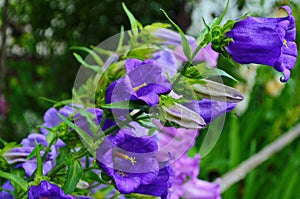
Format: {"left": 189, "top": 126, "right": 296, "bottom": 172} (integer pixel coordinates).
{"left": 133, "top": 82, "right": 147, "bottom": 92}
{"left": 114, "top": 151, "right": 136, "bottom": 166}
{"left": 117, "top": 171, "right": 126, "bottom": 177}
{"left": 283, "top": 39, "right": 288, "bottom": 48}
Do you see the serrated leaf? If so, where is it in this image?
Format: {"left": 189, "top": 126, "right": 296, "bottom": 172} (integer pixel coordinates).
{"left": 63, "top": 159, "right": 83, "bottom": 194}
{"left": 160, "top": 9, "right": 192, "bottom": 62}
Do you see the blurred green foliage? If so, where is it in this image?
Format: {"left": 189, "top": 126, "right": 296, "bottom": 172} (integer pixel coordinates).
{"left": 0, "top": 0, "right": 191, "bottom": 141}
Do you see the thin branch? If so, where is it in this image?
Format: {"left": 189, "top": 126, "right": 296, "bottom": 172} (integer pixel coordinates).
{"left": 220, "top": 123, "right": 300, "bottom": 192}
{"left": 0, "top": 0, "right": 9, "bottom": 93}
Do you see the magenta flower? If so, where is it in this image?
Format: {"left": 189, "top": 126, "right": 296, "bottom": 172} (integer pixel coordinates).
{"left": 28, "top": 180, "right": 75, "bottom": 199}
{"left": 106, "top": 58, "right": 172, "bottom": 106}
{"left": 226, "top": 6, "right": 297, "bottom": 82}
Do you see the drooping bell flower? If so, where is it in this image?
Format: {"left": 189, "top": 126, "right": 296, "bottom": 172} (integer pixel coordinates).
{"left": 225, "top": 6, "right": 297, "bottom": 82}
{"left": 28, "top": 180, "right": 75, "bottom": 199}
{"left": 106, "top": 58, "right": 172, "bottom": 106}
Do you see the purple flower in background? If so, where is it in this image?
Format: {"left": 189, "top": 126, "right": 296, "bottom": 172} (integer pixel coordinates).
{"left": 154, "top": 120, "right": 198, "bottom": 162}
{"left": 153, "top": 28, "right": 195, "bottom": 46}
{"left": 96, "top": 128, "right": 167, "bottom": 195}
{"left": 74, "top": 108, "right": 116, "bottom": 137}
{"left": 182, "top": 179, "right": 221, "bottom": 199}
{"left": 153, "top": 28, "right": 219, "bottom": 66}
{"left": 3, "top": 134, "right": 62, "bottom": 176}
{"left": 0, "top": 181, "right": 14, "bottom": 199}
{"left": 41, "top": 105, "right": 76, "bottom": 134}
{"left": 174, "top": 43, "right": 219, "bottom": 66}
{"left": 106, "top": 58, "right": 172, "bottom": 106}
{"left": 226, "top": 6, "right": 297, "bottom": 82}
{"left": 28, "top": 180, "right": 75, "bottom": 199}
{"left": 185, "top": 98, "right": 236, "bottom": 124}
{"left": 153, "top": 49, "right": 178, "bottom": 78}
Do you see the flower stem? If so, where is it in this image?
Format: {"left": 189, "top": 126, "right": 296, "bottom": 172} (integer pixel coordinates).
{"left": 47, "top": 148, "right": 89, "bottom": 179}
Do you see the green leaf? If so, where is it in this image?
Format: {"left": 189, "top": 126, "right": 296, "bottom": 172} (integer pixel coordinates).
{"left": 122, "top": 3, "right": 139, "bottom": 36}
{"left": 101, "top": 101, "right": 148, "bottom": 110}
{"left": 160, "top": 9, "right": 192, "bottom": 62}
{"left": 71, "top": 46, "right": 103, "bottom": 66}
{"left": 186, "top": 64, "right": 237, "bottom": 81}
{"left": 216, "top": 0, "right": 230, "bottom": 25}
{"left": 46, "top": 131, "right": 56, "bottom": 145}
{"left": 73, "top": 53, "right": 102, "bottom": 73}
{"left": 58, "top": 113, "right": 94, "bottom": 152}
{"left": 0, "top": 170, "right": 28, "bottom": 192}
{"left": 63, "top": 159, "right": 83, "bottom": 194}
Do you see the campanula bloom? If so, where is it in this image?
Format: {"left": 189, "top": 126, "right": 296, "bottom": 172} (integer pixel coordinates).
{"left": 40, "top": 105, "right": 76, "bottom": 134}
{"left": 106, "top": 58, "right": 172, "bottom": 106}
{"left": 153, "top": 28, "right": 219, "bottom": 66}
{"left": 3, "top": 133, "right": 61, "bottom": 176}
{"left": 133, "top": 162, "right": 174, "bottom": 199}
{"left": 28, "top": 180, "right": 75, "bottom": 199}
{"left": 96, "top": 128, "right": 160, "bottom": 194}
{"left": 0, "top": 181, "right": 14, "bottom": 199}
{"left": 226, "top": 6, "right": 297, "bottom": 82}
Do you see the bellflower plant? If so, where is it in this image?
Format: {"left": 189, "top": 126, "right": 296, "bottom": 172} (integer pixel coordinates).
{"left": 0, "top": 2, "right": 297, "bottom": 199}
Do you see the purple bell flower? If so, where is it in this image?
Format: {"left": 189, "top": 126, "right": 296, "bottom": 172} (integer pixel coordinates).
{"left": 226, "top": 6, "right": 297, "bottom": 82}
{"left": 40, "top": 105, "right": 76, "bottom": 134}
{"left": 133, "top": 162, "right": 174, "bottom": 199}
{"left": 153, "top": 28, "right": 219, "bottom": 66}
{"left": 28, "top": 180, "right": 75, "bottom": 199}
{"left": 0, "top": 181, "right": 14, "bottom": 199}
{"left": 106, "top": 58, "right": 172, "bottom": 106}
{"left": 96, "top": 128, "right": 160, "bottom": 194}
{"left": 3, "top": 133, "right": 62, "bottom": 176}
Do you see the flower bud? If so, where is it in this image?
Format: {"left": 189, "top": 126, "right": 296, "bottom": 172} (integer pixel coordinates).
{"left": 192, "top": 79, "right": 244, "bottom": 103}
{"left": 161, "top": 102, "right": 206, "bottom": 129}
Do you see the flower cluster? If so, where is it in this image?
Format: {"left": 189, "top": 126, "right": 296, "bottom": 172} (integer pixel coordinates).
{"left": 0, "top": 4, "right": 297, "bottom": 199}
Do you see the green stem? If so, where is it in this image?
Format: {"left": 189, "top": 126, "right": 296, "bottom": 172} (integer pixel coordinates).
{"left": 47, "top": 149, "right": 89, "bottom": 179}
{"left": 35, "top": 141, "right": 43, "bottom": 177}
{"left": 172, "top": 61, "right": 191, "bottom": 87}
